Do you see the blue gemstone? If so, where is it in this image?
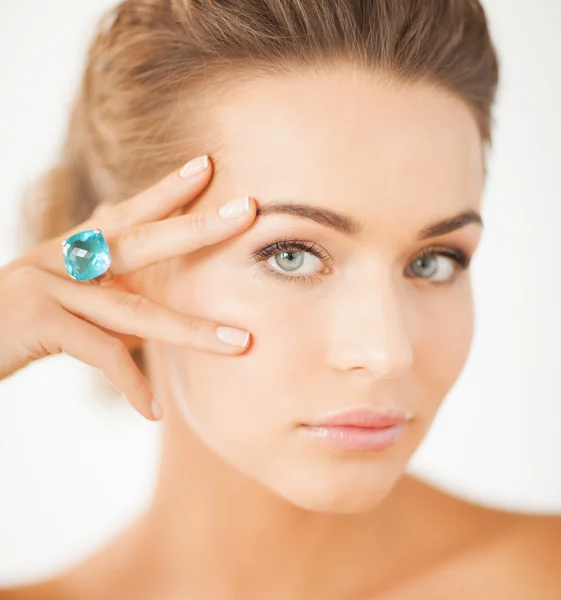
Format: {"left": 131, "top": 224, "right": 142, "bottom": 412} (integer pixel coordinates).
{"left": 62, "top": 229, "right": 111, "bottom": 281}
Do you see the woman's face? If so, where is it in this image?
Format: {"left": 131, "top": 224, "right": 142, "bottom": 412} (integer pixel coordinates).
{"left": 149, "top": 67, "right": 484, "bottom": 513}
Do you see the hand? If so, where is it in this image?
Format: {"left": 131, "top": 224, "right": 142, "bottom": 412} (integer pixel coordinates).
{"left": 0, "top": 156, "right": 256, "bottom": 420}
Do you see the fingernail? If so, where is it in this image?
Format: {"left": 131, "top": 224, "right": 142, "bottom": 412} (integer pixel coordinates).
{"left": 179, "top": 155, "right": 209, "bottom": 179}
{"left": 216, "top": 327, "right": 251, "bottom": 347}
{"left": 218, "top": 196, "right": 250, "bottom": 220}
{"left": 151, "top": 399, "right": 164, "bottom": 420}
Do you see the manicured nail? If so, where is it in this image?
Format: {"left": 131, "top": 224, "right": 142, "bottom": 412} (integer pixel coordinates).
{"left": 151, "top": 399, "right": 164, "bottom": 420}
{"left": 179, "top": 155, "right": 209, "bottom": 179}
{"left": 219, "top": 196, "right": 250, "bottom": 220}
{"left": 216, "top": 326, "right": 251, "bottom": 347}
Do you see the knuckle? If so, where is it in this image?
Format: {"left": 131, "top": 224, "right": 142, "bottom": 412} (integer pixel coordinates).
{"left": 6, "top": 264, "right": 46, "bottom": 298}
{"left": 18, "top": 299, "right": 59, "bottom": 350}
{"left": 119, "top": 223, "right": 145, "bottom": 246}
{"left": 105, "top": 338, "right": 129, "bottom": 362}
{"left": 186, "top": 315, "right": 206, "bottom": 339}
{"left": 119, "top": 292, "right": 150, "bottom": 317}
{"left": 13, "top": 263, "right": 42, "bottom": 283}
{"left": 26, "top": 297, "right": 54, "bottom": 325}
{"left": 101, "top": 339, "right": 150, "bottom": 399}
{"left": 130, "top": 371, "right": 151, "bottom": 399}
{"left": 32, "top": 305, "right": 66, "bottom": 354}
{"left": 187, "top": 210, "right": 208, "bottom": 234}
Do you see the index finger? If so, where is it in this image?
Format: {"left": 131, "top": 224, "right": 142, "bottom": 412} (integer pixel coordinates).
{"left": 85, "top": 155, "right": 212, "bottom": 233}
{"left": 29, "top": 155, "right": 213, "bottom": 273}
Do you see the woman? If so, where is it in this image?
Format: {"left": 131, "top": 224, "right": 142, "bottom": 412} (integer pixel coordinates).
{"left": 1, "top": 0, "right": 560, "bottom": 598}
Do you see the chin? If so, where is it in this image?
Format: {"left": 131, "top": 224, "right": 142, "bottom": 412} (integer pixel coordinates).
{"left": 278, "top": 482, "right": 396, "bottom": 515}
{"left": 266, "top": 461, "right": 405, "bottom": 515}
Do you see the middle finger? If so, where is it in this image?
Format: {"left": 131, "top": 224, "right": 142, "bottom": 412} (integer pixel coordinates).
{"left": 107, "top": 195, "right": 256, "bottom": 275}
{"left": 35, "top": 195, "right": 256, "bottom": 280}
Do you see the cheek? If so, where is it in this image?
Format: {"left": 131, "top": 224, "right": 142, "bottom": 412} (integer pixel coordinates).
{"left": 159, "top": 260, "right": 321, "bottom": 453}
{"left": 416, "top": 284, "right": 475, "bottom": 412}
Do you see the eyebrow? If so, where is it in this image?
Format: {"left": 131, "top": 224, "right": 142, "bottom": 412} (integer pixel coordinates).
{"left": 255, "top": 202, "right": 483, "bottom": 240}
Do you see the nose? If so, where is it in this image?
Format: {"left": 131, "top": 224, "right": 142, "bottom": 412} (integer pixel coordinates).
{"left": 327, "top": 275, "right": 414, "bottom": 380}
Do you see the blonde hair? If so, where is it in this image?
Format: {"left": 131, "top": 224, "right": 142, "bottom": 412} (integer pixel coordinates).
{"left": 21, "top": 0, "right": 499, "bottom": 377}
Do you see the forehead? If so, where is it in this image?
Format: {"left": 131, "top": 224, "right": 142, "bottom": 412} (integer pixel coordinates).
{"left": 209, "top": 66, "right": 484, "bottom": 238}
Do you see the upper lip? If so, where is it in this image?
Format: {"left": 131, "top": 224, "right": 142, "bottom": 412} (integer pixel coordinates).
{"left": 305, "top": 407, "right": 410, "bottom": 429}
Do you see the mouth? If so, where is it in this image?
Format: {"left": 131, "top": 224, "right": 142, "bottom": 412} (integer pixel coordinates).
{"left": 300, "top": 407, "right": 410, "bottom": 452}
{"left": 300, "top": 423, "right": 407, "bottom": 452}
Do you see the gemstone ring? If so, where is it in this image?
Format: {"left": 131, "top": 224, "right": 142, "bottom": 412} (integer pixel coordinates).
{"left": 61, "top": 228, "right": 114, "bottom": 284}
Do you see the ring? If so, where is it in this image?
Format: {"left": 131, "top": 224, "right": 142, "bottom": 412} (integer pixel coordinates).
{"left": 62, "top": 228, "right": 114, "bottom": 284}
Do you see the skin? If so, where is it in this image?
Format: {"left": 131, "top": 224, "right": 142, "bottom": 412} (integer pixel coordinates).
{"left": 137, "top": 66, "right": 485, "bottom": 595}
{"left": 4, "top": 66, "right": 561, "bottom": 599}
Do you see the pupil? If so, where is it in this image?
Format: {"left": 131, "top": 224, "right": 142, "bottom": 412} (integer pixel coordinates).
{"left": 416, "top": 256, "right": 435, "bottom": 275}
{"left": 277, "top": 250, "right": 303, "bottom": 271}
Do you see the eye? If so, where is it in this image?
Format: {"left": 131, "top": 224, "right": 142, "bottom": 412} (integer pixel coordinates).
{"left": 251, "top": 238, "right": 331, "bottom": 286}
{"left": 411, "top": 254, "right": 453, "bottom": 280}
{"left": 407, "top": 246, "right": 471, "bottom": 285}
{"left": 251, "top": 239, "right": 471, "bottom": 286}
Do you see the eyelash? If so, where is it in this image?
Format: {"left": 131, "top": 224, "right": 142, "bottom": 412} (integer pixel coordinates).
{"left": 250, "top": 237, "right": 471, "bottom": 287}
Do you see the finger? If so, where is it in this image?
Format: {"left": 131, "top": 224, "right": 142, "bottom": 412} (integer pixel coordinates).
{"left": 46, "top": 270, "right": 252, "bottom": 354}
{"left": 85, "top": 155, "right": 213, "bottom": 232}
{"left": 27, "top": 155, "right": 213, "bottom": 273}
{"left": 107, "top": 195, "right": 256, "bottom": 275}
{"left": 40, "top": 305, "right": 160, "bottom": 421}
{"left": 33, "top": 193, "right": 257, "bottom": 280}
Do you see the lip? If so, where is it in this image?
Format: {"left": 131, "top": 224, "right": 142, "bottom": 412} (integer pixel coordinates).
{"left": 300, "top": 407, "right": 411, "bottom": 452}
{"left": 306, "top": 407, "right": 410, "bottom": 429}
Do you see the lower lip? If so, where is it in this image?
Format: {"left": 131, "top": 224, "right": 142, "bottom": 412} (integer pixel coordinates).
{"left": 301, "top": 423, "right": 406, "bottom": 452}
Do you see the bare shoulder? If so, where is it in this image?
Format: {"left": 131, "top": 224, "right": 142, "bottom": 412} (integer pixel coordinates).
{"left": 391, "top": 477, "right": 561, "bottom": 598}
{"left": 0, "top": 552, "right": 120, "bottom": 600}
{"left": 0, "top": 519, "right": 148, "bottom": 600}
{"left": 444, "top": 511, "right": 561, "bottom": 598}
{"left": 503, "top": 512, "right": 561, "bottom": 578}
{"left": 0, "top": 579, "right": 67, "bottom": 600}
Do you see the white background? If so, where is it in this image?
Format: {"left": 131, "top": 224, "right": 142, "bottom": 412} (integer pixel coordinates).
{"left": 0, "top": 0, "right": 560, "bottom": 587}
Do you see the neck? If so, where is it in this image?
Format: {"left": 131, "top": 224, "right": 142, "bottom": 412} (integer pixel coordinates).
{"left": 142, "top": 414, "right": 427, "bottom": 599}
